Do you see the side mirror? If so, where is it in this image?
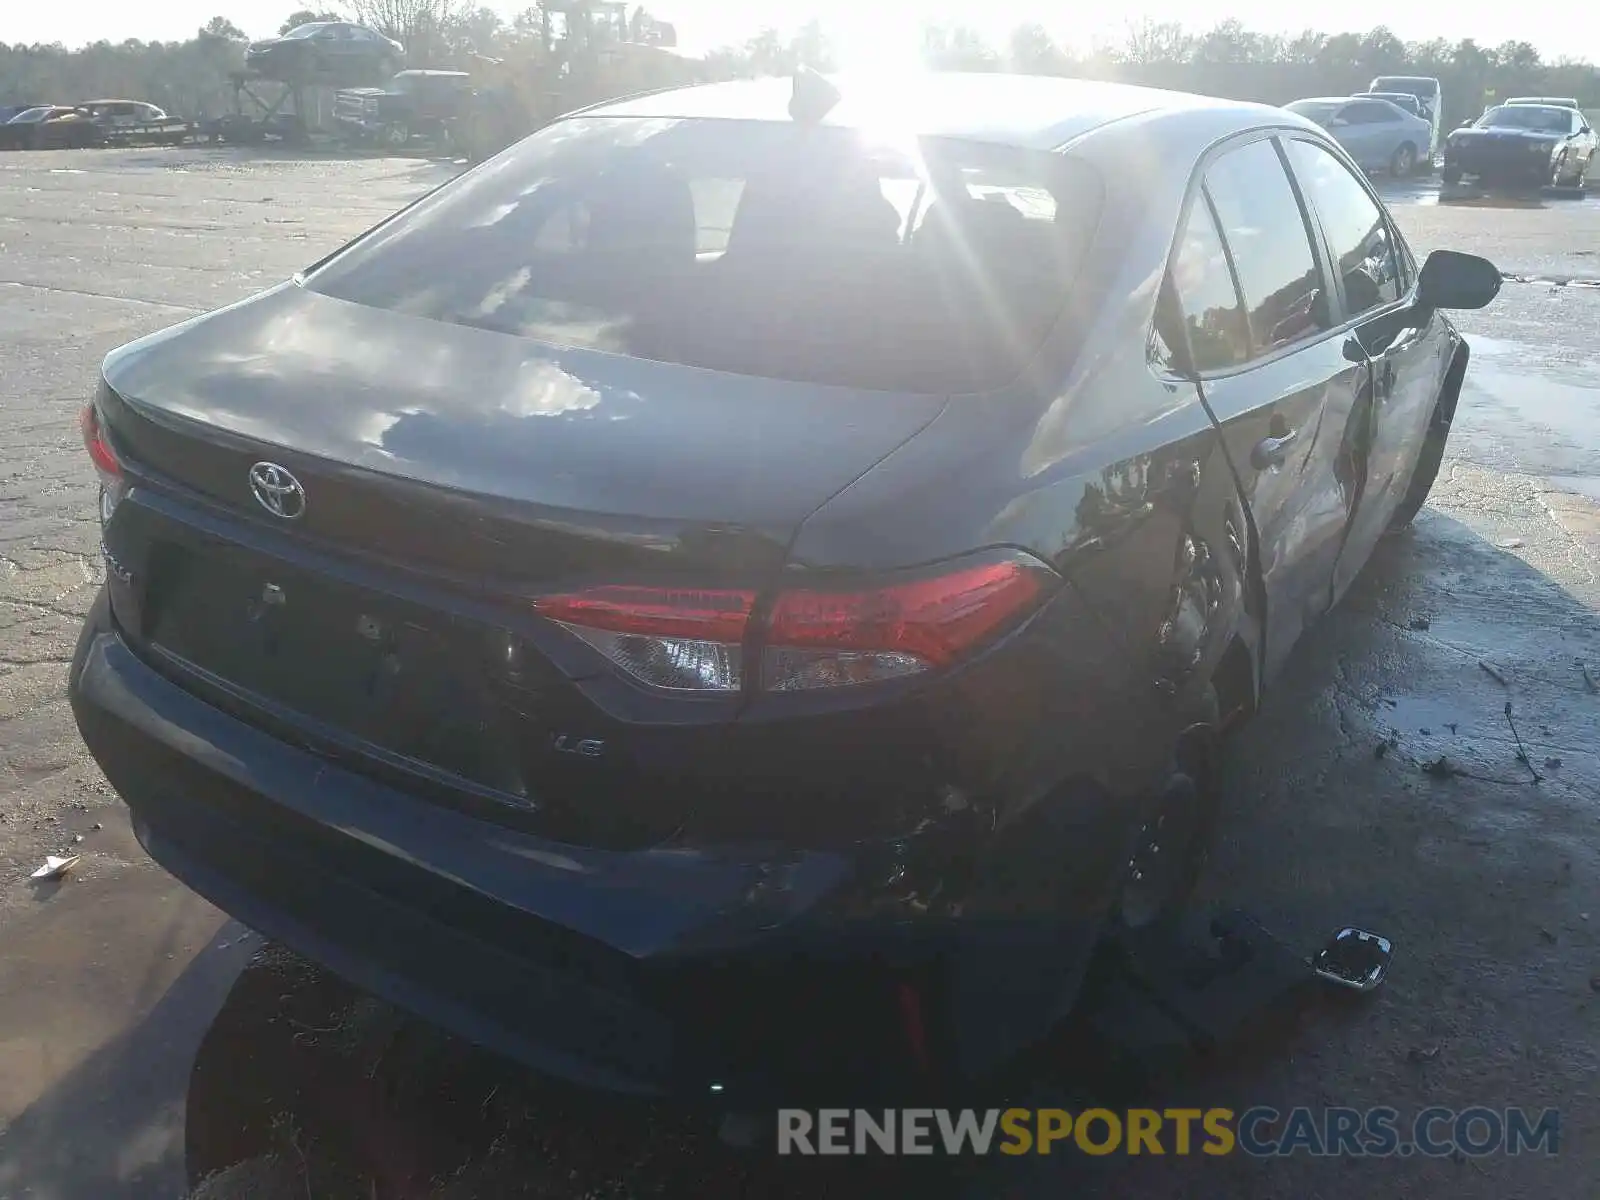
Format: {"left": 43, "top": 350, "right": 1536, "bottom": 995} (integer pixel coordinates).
{"left": 1418, "top": 249, "right": 1501, "bottom": 310}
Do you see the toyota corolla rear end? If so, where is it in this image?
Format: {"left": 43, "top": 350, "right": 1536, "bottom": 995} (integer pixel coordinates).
{"left": 69, "top": 105, "right": 1125, "bottom": 1102}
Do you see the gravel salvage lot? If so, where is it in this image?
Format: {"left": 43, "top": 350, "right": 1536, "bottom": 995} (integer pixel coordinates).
{"left": 2, "top": 147, "right": 1599, "bottom": 1198}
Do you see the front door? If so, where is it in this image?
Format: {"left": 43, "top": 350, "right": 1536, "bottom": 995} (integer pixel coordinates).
{"left": 1169, "top": 136, "right": 1375, "bottom": 684}
{"left": 1284, "top": 138, "right": 1454, "bottom": 604}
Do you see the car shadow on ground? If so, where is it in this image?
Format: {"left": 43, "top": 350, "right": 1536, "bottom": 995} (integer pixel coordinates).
{"left": 3, "top": 512, "right": 1595, "bottom": 1199}
{"left": 0, "top": 922, "right": 254, "bottom": 1199}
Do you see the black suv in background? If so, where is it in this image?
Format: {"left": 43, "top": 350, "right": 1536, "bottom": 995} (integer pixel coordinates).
{"left": 333, "top": 70, "right": 476, "bottom": 148}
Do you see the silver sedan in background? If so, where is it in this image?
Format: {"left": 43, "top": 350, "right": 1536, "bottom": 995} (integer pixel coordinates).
{"left": 1286, "top": 96, "right": 1435, "bottom": 176}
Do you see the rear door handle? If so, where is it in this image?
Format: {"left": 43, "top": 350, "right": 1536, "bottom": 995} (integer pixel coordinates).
{"left": 1251, "top": 429, "right": 1299, "bottom": 471}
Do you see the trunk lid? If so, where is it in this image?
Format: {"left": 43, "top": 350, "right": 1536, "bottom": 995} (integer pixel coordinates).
{"left": 101, "top": 283, "right": 947, "bottom": 585}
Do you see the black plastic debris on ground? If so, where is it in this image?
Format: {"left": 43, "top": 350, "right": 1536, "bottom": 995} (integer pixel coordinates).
{"left": 1068, "top": 910, "right": 1319, "bottom": 1090}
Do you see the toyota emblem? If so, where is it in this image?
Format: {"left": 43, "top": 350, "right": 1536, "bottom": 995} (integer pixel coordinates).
{"left": 248, "top": 462, "right": 306, "bottom": 520}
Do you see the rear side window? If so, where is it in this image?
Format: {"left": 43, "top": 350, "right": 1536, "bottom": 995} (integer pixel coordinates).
{"left": 1203, "top": 139, "right": 1331, "bottom": 357}
{"left": 306, "top": 116, "right": 1104, "bottom": 394}
{"left": 1285, "top": 139, "right": 1402, "bottom": 316}
{"left": 1162, "top": 198, "right": 1250, "bottom": 372}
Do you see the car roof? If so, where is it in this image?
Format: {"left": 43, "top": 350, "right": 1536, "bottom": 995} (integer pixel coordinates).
{"left": 1293, "top": 96, "right": 1357, "bottom": 105}
{"left": 584, "top": 73, "right": 1286, "bottom": 152}
{"left": 1507, "top": 96, "right": 1577, "bottom": 106}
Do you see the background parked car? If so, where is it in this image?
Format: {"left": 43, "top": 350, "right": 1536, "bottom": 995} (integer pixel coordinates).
{"left": 82, "top": 99, "right": 191, "bottom": 145}
{"left": 245, "top": 21, "right": 404, "bottom": 85}
{"left": 83, "top": 99, "right": 168, "bottom": 127}
{"left": 1285, "top": 96, "right": 1433, "bottom": 175}
{"left": 1443, "top": 103, "right": 1596, "bottom": 187}
{"left": 333, "top": 70, "right": 475, "bottom": 148}
{"left": 0, "top": 106, "right": 104, "bottom": 150}
{"left": 1368, "top": 74, "right": 1444, "bottom": 158}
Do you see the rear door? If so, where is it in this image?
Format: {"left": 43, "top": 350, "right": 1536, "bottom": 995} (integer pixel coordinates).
{"left": 1171, "top": 136, "right": 1373, "bottom": 684}
{"left": 1285, "top": 137, "right": 1451, "bottom": 604}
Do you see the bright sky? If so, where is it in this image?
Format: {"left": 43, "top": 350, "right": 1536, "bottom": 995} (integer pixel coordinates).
{"left": 6, "top": 0, "right": 1595, "bottom": 63}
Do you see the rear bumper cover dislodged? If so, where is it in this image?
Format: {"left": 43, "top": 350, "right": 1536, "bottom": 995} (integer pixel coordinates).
{"left": 69, "top": 589, "right": 1109, "bottom": 1102}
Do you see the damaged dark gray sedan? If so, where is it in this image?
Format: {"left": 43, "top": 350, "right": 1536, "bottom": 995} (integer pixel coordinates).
{"left": 69, "top": 73, "right": 1499, "bottom": 1103}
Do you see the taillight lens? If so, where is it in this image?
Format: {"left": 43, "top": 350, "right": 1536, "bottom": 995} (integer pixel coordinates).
{"left": 535, "top": 553, "right": 1057, "bottom": 694}
{"left": 81, "top": 401, "right": 125, "bottom": 526}
{"left": 80, "top": 403, "right": 121, "bottom": 482}
{"left": 763, "top": 557, "right": 1052, "bottom": 692}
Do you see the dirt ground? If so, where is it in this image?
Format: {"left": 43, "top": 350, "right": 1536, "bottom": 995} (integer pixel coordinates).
{"left": 1, "top": 147, "right": 1599, "bottom": 1198}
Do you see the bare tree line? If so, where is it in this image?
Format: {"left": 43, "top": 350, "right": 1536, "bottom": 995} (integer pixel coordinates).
{"left": 2, "top": 5, "right": 1595, "bottom": 128}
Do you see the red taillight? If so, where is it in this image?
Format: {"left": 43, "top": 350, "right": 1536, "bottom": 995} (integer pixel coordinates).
{"left": 536, "top": 554, "right": 1056, "bottom": 694}
{"left": 767, "top": 560, "right": 1047, "bottom": 668}
{"left": 80, "top": 403, "right": 121, "bottom": 481}
{"left": 535, "top": 586, "right": 754, "bottom": 643}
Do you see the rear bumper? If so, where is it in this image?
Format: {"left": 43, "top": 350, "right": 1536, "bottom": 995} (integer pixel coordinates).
{"left": 70, "top": 587, "right": 1110, "bottom": 1102}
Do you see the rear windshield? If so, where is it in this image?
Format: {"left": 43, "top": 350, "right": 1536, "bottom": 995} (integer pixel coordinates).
{"left": 305, "top": 116, "right": 1104, "bottom": 394}
{"left": 1478, "top": 105, "right": 1570, "bottom": 132}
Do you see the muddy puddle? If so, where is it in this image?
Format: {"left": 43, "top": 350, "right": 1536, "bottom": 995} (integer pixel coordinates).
{"left": 1453, "top": 335, "right": 1600, "bottom": 493}
{"left": 1375, "top": 173, "right": 1597, "bottom": 208}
